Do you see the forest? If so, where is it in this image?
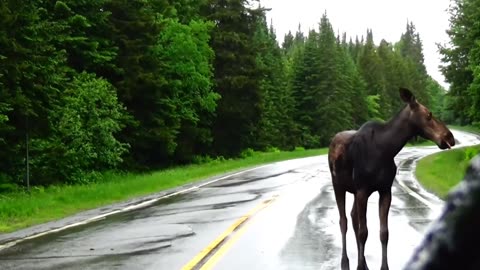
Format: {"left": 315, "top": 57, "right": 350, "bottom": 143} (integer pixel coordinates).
{"left": 0, "top": 0, "right": 472, "bottom": 190}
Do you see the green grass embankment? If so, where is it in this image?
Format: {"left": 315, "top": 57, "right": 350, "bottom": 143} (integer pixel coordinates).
{"left": 0, "top": 148, "right": 327, "bottom": 233}
{"left": 415, "top": 125, "right": 480, "bottom": 199}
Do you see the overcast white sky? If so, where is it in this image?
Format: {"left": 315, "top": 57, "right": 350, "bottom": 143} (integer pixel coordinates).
{"left": 260, "top": 0, "right": 452, "bottom": 88}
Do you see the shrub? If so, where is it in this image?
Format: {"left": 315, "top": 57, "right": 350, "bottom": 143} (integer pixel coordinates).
{"left": 464, "top": 147, "right": 480, "bottom": 161}
{"left": 31, "top": 73, "right": 129, "bottom": 185}
{"left": 240, "top": 148, "right": 256, "bottom": 158}
{"left": 265, "top": 146, "right": 281, "bottom": 153}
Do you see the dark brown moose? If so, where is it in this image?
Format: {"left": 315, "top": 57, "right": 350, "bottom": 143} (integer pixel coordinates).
{"left": 328, "top": 88, "right": 455, "bottom": 270}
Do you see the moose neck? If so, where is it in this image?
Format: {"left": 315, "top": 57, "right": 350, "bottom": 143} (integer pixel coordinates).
{"left": 381, "top": 106, "right": 417, "bottom": 157}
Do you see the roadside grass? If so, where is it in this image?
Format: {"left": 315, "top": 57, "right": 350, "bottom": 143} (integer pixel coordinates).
{"left": 0, "top": 148, "right": 327, "bottom": 234}
{"left": 415, "top": 126, "right": 480, "bottom": 199}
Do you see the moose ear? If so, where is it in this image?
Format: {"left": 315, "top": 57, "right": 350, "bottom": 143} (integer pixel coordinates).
{"left": 399, "top": 87, "right": 416, "bottom": 104}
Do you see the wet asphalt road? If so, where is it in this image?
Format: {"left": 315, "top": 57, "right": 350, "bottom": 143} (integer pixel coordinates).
{"left": 0, "top": 130, "right": 478, "bottom": 270}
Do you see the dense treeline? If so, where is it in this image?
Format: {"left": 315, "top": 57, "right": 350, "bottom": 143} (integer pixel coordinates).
{"left": 439, "top": 0, "right": 480, "bottom": 126}
{"left": 0, "top": 0, "right": 445, "bottom": 189}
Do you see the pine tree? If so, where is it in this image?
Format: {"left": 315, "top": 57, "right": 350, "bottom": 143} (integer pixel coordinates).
{"left": 439, "top": 0, "right": 474, "bottom": 124}
{"left": 201, "top": 0, "right": 263, "bottom": 156}
{"left": 357, "top": 29, "right": 388, "bottom": 119}
{"left": 0, "top": 1, "right": 67, "bottom": 184}
{"left": 292, "top": 29, "right": 321, "bottom": 147}
{"left": 285, "top": 35, "right": 305, "bottom": 148}
{"left": 254, "top": 15, "right": 295, "bottom": 150}
{"left": 43, "top": 0, "right": 117, "bottom": 77}
{"left": 315, "top": 15, "right": 352, "bottom": 145}
{"left": 339, "top": 34, "right": 368, "bottom": 127}
{"left": 455, "top": 0, "right": 480, "bottom": 125}
{"left": 377, "top": 40, "right": 406, "bottom": 114}
{"left": 282, "top": 31, "right": 295, "bottom": 51}
{"left": 397, "top": 22, "right": 429, "bottom": 106}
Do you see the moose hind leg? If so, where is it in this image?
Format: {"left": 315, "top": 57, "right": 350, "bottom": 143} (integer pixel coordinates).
{"left": 355, "top": 189, "right": 370, "bottom": 270}
{"left": 334, "top": 185, "right": 350, "bottom": 270}
{"left": 351, "top": 196, "right": 360, "bottom": 254}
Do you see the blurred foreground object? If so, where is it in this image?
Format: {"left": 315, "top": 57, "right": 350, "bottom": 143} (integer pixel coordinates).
{"left": 405, "top": 155, "right": 480, "bottom": 270}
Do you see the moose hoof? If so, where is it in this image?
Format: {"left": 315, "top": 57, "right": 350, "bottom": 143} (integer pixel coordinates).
{"left": 341, "top": 257, "right": 350, "bottom": 270}
{"left": 356, "top": 264, "right": 369, "bottom": 270}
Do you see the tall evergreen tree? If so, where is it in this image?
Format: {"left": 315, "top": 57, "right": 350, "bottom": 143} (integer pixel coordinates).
{"left": 282, "top": 30, "right": 295, "bottom": 51}
{"left": 292, "top": 29, "right": 321, "bottom": 147}
{"left": 445, "top": 0, "right": 480, "bottom": 125}
{"left": 105, "top": 0, "right": 218, "bottom": 167}
{"left": 425, "top": 76, "right": 447, "bottom": 117}
{"left": 254, "top": 16, "right": 295, "bottom": 150}
{"left": 201, "top": 0, "right": 263, "bottom": 156}
{"left": 43, "top": 0, "right": 117, "bottom": 77}
{"left": 397, "top": 22, "right": 429, "bottom": 105}
{"left": 0, "top": 1, "right": 67, "bottom": 184}
{"left": 439, "top": 0, "right": 474, "bottom": 124}
{"left": 285, "top": 35, "right": 305, "bottom": 147}
{"left": 466, "top": 5, "right": 480, "bottom": 125}
{"left": 357, "top": 29, "right": 388, "bottom": 119}
{"left": 339, "top": 35, "right": 369, "bottom": 127}
{"left": 377, "top": 40, "right": 407, "bottom": 115}
{"left": 104, "top": 0, "right": 164, "bottom": 167}
{"left": 315, "top": 15, "right": 352, "bottom": 145}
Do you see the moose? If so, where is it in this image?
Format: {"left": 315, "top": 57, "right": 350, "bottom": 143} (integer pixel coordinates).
{"left": 328, "top": 88, "right": 455, "bottom": 270}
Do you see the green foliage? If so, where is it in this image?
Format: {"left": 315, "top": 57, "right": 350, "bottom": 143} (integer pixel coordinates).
{"left": 265, "top": 146, "right": 281, "bottom": 153}
{"left": 44, "top": 0, "right": 117, "bottom": 75}
{"left": 0, "top": 146, "right": 327, "bottom": 233}
{"left": 31, "top": 73, "right": 128, "bottom": 184}
{"left": 0, "top": 173, "right": 18, "bottom": 193}
{"left": 191, "top": 155, "right": 214, "bottom": 164}
{"left": 426, "top": 76, "right": 447, "bottom": 117}
{"left": 0, "top": 1, "right": 449, "bottom": 197}
{"left": 0, "top": 0, "right": 68, "bottom": 183}
{"left": 0, "top": 102, "right": 11, "bottom": 143}
{"left": 357, "top": 30, "right": 389, "bottom": 118}
{"left": 104, "top": 1, "right": 218, "bottom": 166}
{"left": 465, "top": 147, "right": 480, "bottom": 161}
{"left": 254, "top": 13, "right": 296, "bottom": 151}
{"left": 416, "top": 145, "right": 480, "bottom": 199}
{"left": 366, "top": 94, "right": 383, "bottom": 121}
{"left": 153, "top": 18, "right": 219, "bottom": 163}
{"left": 397, "top": 22, "right": 429, "bottom": 105}
{"left": 439, "top": 0, "right": 478, "bottom": 125}
{"left": 240, "top": 148, "right": 256, "bottom": 158}
{"left": 203, "top": 0, "right": 263, "bottom": 156}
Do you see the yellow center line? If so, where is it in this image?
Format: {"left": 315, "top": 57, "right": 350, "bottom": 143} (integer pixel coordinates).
{"left": 181, "top": 196, "right": 277, "bottom": 270}
{"left": 199, "top": 198, "right": 276, "bottom": 270}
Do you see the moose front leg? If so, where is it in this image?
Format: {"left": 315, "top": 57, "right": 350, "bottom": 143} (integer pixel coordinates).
{"left": 379, "top": 190, "right": 392, "bottom": 270}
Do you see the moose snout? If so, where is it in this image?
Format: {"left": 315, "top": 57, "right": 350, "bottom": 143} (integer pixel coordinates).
{"left": 440, "top": 131, "right": 455, "bottom": 149}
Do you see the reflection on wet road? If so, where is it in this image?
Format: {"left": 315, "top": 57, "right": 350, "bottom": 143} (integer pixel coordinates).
{"left": 0, "top": 130, "right": 478, "bottom": 270}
